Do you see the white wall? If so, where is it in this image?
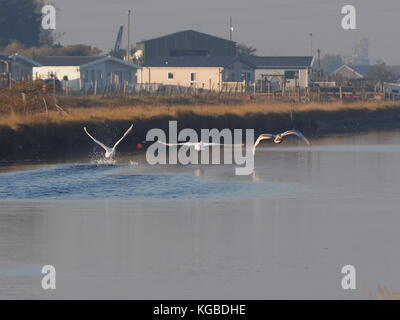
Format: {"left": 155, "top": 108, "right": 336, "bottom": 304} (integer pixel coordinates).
{"left": 254, "top": 68, "right": 310, "bottom": 89}
{"left": 33, "top": 66, "right": 81, "bottom": 90}
{"left": 81, "top": 60, "right": 138, "bottom": 91}
{"left": 33, "top": 60, "right": 139, "bottom": 91}
{"left": 138, "top": 67, "right": 223, "bottom": 89}
{"left": 298, "top": 69, "right": 309, "bottom": 87}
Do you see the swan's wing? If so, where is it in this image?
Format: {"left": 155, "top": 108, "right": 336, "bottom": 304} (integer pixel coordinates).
{"left": 253, "top": 134, "right": 274, "bottom": 155}
{"left": 157, "top": 140, "right": 195, "bottom": 146}
{"left": 204, "top": 142, "right": 223, "bottom": 146}
{"left": 84, "top": 127, "right": 110, "bottom": 152}
{"left": 205, "top": 143, "right": 244, "bottom": 147}
{"left": 281, "top": 130, "right": 311, "bottom": 145}
{"left": 224, "top": 143, "right": 245, "bottom": 147}
{"left": 112, "top": 124, "right": 134, "bottom": 150}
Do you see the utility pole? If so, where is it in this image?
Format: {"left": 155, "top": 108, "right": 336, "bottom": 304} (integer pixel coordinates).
{"left": 229, "top": 17, "right": 234, "bottom": 41}
{"left": 0, "top": 59, "right": 11, "bottom": 88}
{"left": 127, "top": 10, "right": 132, "bottom": 61}
{"left": 309, "top": 33, "right": 313, "bottom": 56}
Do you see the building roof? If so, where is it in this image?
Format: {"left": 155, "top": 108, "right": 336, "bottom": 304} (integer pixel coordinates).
{"left": 137, "top": 29, "right": 235, "bottom": 45}
{"left": 9, "top": 54, "right": 41, "bottom": 66}
{"left": 35, "top": 56, "right": 140, "bottom": 69}
{"left": 144, "top": 56, "right": 240, "bottom": 67}
{"left": 242, "top": 56, "right": 314, "bottom": 68}
{"left": 330, "top": 64, "right": 369, "bottom": 78}
{"left": 349, "top": 65, "right": 370, "bottom": 77}
{"left": 0, "top": 54, "right": 12, "bottom": 62}
{"left": 144, "top": 55, "right": 314, "bottom": 69}
{"left": 36, "top": 56, "right": 104, "bottom": 66}
{"left": 1, "top": 54, "right": 41, "bottom": 67}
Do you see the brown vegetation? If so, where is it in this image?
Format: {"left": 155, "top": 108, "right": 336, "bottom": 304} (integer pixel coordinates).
{"left": 1, "top": 83, "right": 400, "bottom": 161}
{"left": 1, "top": 83, "right": 400, "bottom": 129}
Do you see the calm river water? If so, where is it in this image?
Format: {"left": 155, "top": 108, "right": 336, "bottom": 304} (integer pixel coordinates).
{"left": 1, "top": 130, "right": 400, "bottom": 299}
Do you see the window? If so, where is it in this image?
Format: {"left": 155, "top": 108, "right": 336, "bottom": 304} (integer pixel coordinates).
{"left": 168, "top": 72, "right": 174, "bottom": 79}
{"left": 190, "top": 73, "right": 196, "bottom": 82}
{"left": 242, "top": 72, "right": 251, "bottom": 82}
{"left": 284, "top": 71, "right": 298, "bottom": 79}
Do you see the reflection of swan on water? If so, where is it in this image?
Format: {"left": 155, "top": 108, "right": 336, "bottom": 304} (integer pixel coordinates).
{"left": 158, "top": 140, "right": 242, "bottom": 152}
{"left": 251, "top": 171, "right": 261, "bottom": 182}
{"left": 253, "top": 130, "right": 310, "bottom": 155}
{"left": 194, "top": 168, "right": 206, "bottom": 177}
{"left": 84, "top": 124, "right": 133, "bottom": 160}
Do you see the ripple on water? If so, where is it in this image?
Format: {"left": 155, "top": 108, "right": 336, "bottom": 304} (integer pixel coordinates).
{"left": 0, "top": 164, "right": 305, "bottom": 200}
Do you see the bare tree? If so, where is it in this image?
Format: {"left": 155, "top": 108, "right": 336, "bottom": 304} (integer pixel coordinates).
{"left": 237, "top": 43, "right": 257, "bottom": 57}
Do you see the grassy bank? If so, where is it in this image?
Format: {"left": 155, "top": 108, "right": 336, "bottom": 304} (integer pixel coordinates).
{"left": 1, "top": 98, "right": 400, "bottom": 161}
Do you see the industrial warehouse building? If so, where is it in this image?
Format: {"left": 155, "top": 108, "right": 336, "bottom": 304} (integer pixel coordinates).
{"left": 33, "top": 56, "right": 140, "bottom": 91}
{"left": 136, "top": 30, "right": 237, "bottom": 63}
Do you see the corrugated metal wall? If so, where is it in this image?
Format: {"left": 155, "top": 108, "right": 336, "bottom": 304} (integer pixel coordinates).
{"left": 138, "top": 30, "right": 236, "bottom": 62}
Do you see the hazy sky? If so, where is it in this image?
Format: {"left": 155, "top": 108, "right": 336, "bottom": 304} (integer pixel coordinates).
{"left": 52, "top": 0, "right": 400, "bottom": 64}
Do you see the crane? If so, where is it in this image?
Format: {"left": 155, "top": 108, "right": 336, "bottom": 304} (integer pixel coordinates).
{"left": 113, "top": 26, "right": 124, "bottom": 57}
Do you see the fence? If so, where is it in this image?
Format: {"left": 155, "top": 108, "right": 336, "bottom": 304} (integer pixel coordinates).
{"left": 0, "top": 78, "right": 394, "bottom": 103}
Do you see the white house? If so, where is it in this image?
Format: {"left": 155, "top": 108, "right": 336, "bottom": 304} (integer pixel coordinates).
{"left": 330, "top": 64, "right": 368, "bottom": 81}
{"left": 33, "top": 56, "right": 140, "bottom": 91}
{"left": 138, "top": 56, "right": 254, "bottom": 90}
{"left": 242, "top": 56, "right": 315, "bottom": 90}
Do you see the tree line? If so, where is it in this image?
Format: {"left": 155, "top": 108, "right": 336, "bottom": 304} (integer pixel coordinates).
{"left": 0, "top": 0, "right": 101, "bottom": 58}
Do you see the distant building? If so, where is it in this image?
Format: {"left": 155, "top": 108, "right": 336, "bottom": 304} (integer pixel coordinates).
{"left": 136, "top": 30, "right": 237, "bottom": 63}
{"left": 244, "top": 56, "right": 314, "bottom": 90}
{"left": 384, "top": 82, "right": 400, "bottom": 99}
{"left": 330, "top": 64, "right": 369, "bottom": 82}
{"left": 33, "top": 56, "right": 140, "bottom": 91}
{"left": 138, "top": 55, "right": 314, "bottom": 90}
{"left": 331, "top": 64, "right": 400, "bottom": 84}
{"left": 138, "top": 56, "right": 250, "bottom": 90}
{"left": 9, "top": 54, "right": 41, "bottom": 81}
{"left": 1, "top": 54, "right": 40, "bottom": 83}
{"left": 352, "top": 38, "right": 370, "bottom": 66}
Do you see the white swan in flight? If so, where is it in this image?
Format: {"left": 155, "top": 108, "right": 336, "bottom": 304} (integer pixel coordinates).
{"left": 84, "top": 124, "right": 133, "bottom": 159}
{"left": 253, "top": 130, "right": 310, "bottom": 155}
{"left": 158, "top": 140, "right": 242, "bottom": 152}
